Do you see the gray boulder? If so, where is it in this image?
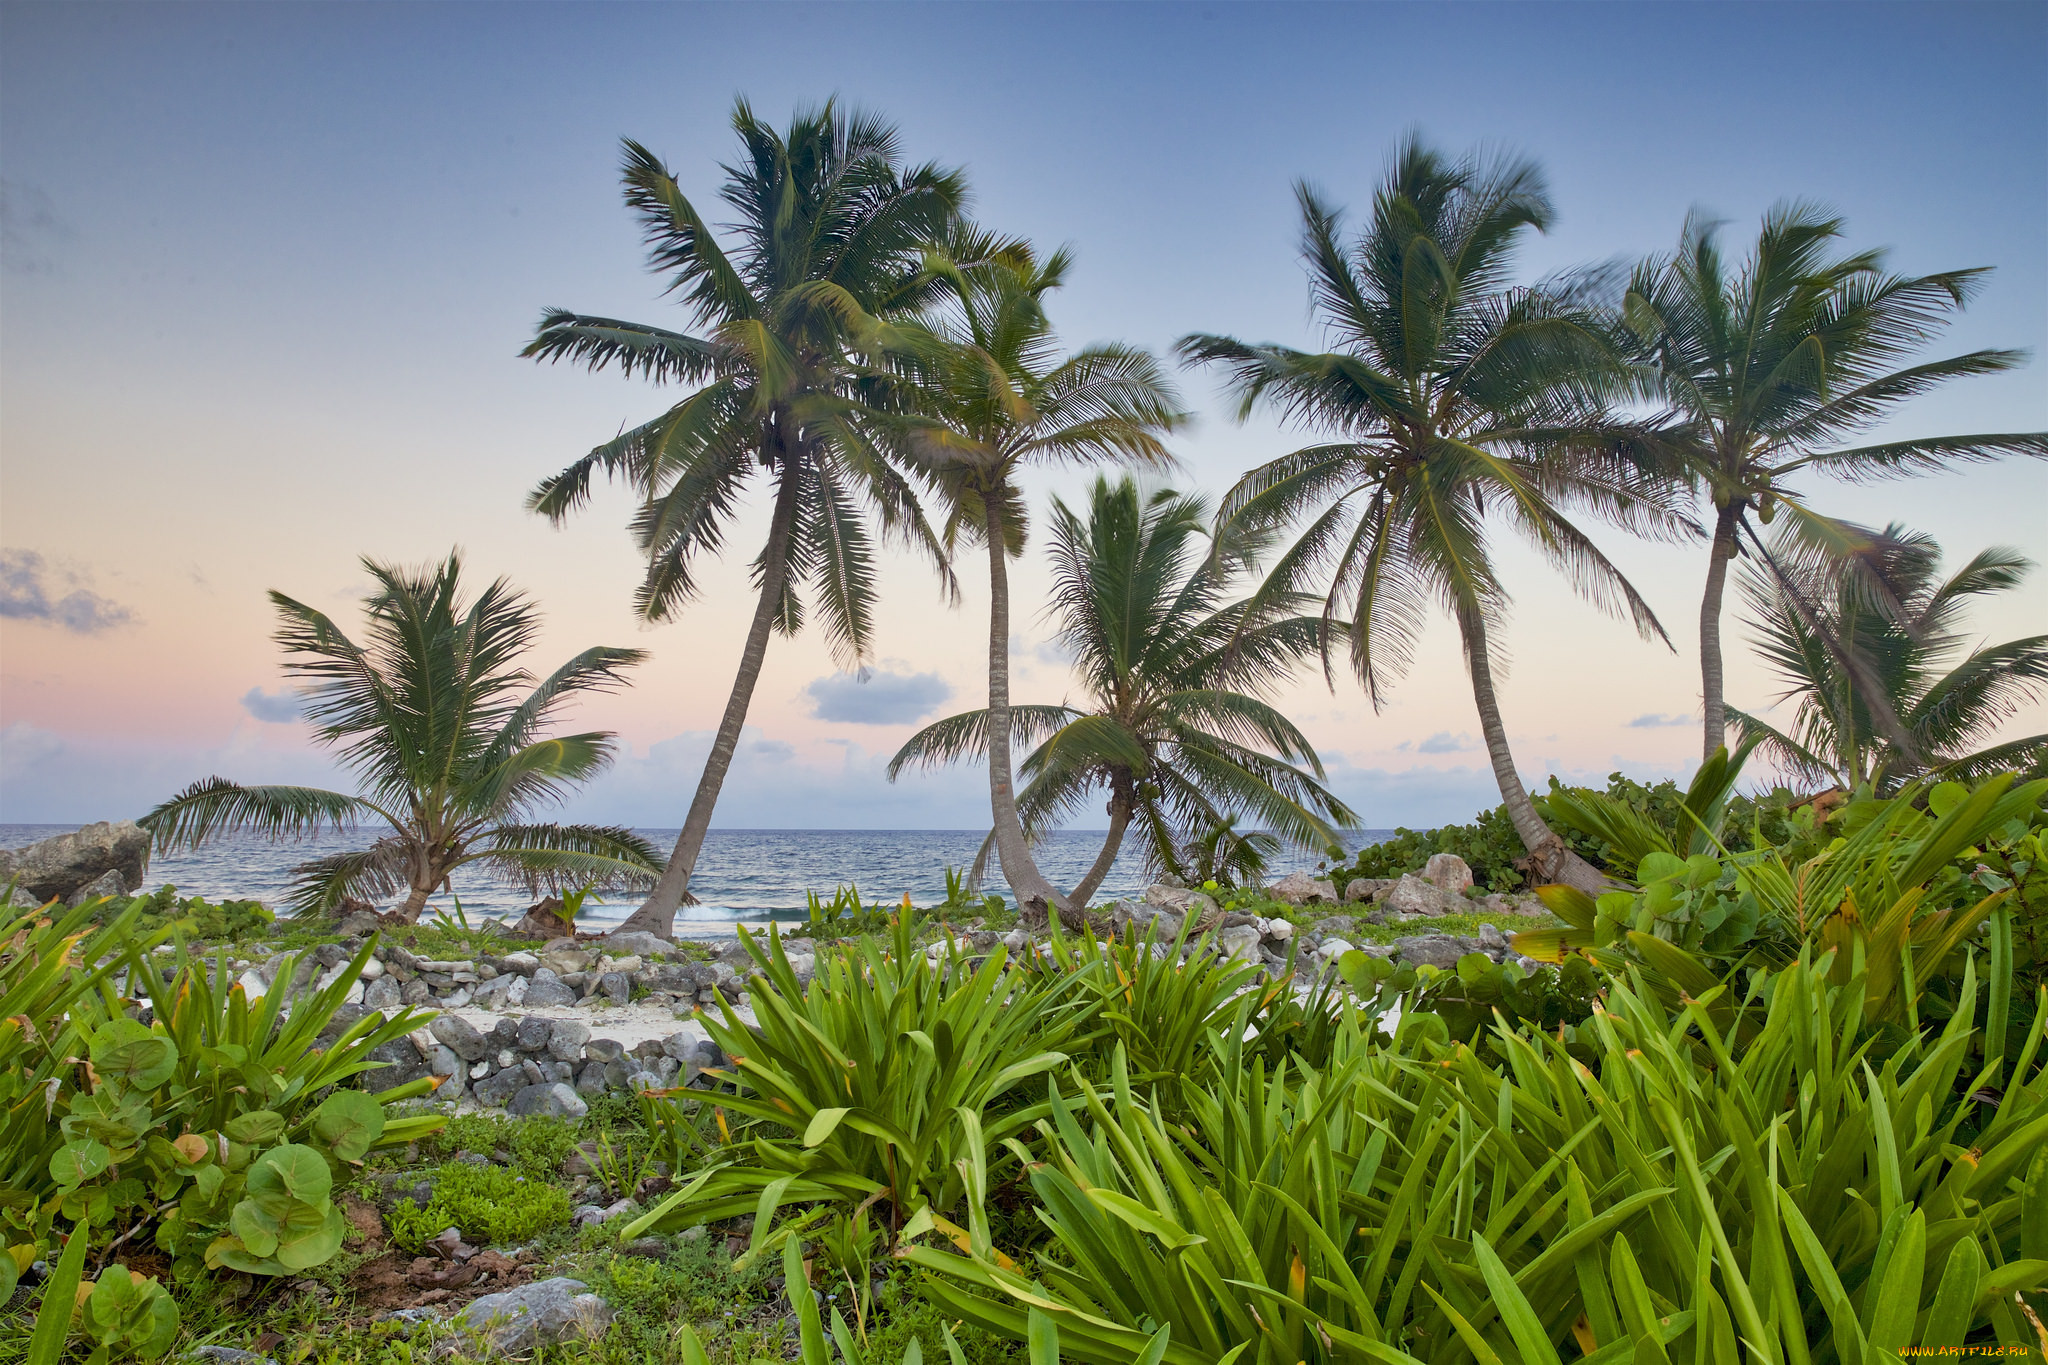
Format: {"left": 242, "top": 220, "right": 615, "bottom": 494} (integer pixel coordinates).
{"left": 603, "top": 930, "right": 672, "bottom": 957}
{"left": 583, "top": 1037, "right": 625, "bottom": 1064}
{"left": 363, "top": 1038, "right": 431, "bottom": 1093}
{"left": 361, "top": 977, "right": 402, "bottom": 1013}
{"left": 1423, "top": 852, "right": 1475, "bottom": 895}
{"left": 1109, "top": 899, "right": 1184, "bottom": 939}
{"left": 1344, "top": 878, "right": 1390, "bottom": 903}
{"left": 506, "top": 1083, "right": 588, "bottom": 1119}
{"left": 430, "top": 1014, "right": 488, "bottom": 1062}
{"left": 444, "top": 1277, "right": 611, "bottom": 1357}
{"left": 546, "top": 1019, "right": 590, "bottom": 1061}
{"left": 473, "top": 1068, "right": 527, "bottom": 1107}
{"left": 1381, "top": 875, "right": 1467, "bottom": 917}
{"left": 67, "top": 869, "right": 130, "bottom": 906}
{"left": 0, "top": 820, "right": 151, "bottom": 904}
{"left": 598, "top": 970, "right": 631, "bottom": 1004}
{"left": 1267, "top": 871, "right": 1338, "bottom": 905}
{"left": 523, "top": 968, "right": 576, "bottom": 1007}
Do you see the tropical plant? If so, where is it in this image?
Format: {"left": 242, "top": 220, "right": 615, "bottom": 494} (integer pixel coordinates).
{"left": 1167, "top": 814, "right": 1280, "bottom": 891}
{"left": 627, "top": 916, "right": 1099, "bottom": 1244}
{"left": 911, "top": 955, "right": 2048, "bottom": 1364}
{"left": 1180, "top": 137, "right": 1692, "bottom": 894}
{"left": 523, "top": 100, "right": 965, "bottom": 937}
{"left": 1730, "top": 524, "right": 2048, "bottom": 791}
{"left": 898, "top": 229, "right": 1184, "bottom": 924}
{"left": 1541, "top": 739, "right": 1759, "bottom": 881}
{"left": 890, "top": 476, "right": 1355, "bottom": 912}
{"left": 139, "top": 552, "right": 659, "bottom": 920}
{"left": 1621, "top": 204, "right": 2047, "bottom": 762}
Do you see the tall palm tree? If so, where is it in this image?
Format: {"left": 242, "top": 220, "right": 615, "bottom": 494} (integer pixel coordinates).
{"left": 889, "top": 477, "right": 1354, "bottom": 911}
{"left": 1732, "top": 524, "right": 2048, "bottom": 791}
{"left": 896, "top": 231, "right": 1184, "bottom": 923}
{"left": 140, "top": 553, "right": 661, "bottom": 920}
{"left": 523, "top": 101, "right": 964, "bottom": 937}
{"left": 1179, "top": 138, "right": 1689, "bottom": 895}
{"left": 1622, "top": 206, "right": 2046, "bottom": 762}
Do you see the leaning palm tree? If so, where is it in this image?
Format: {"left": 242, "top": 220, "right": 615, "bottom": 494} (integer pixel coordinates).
{"left": 1731, "top": 524, "right": 2048, "bottom": 792}
{"left": 523, "top": 101, "right": 964, "bottom": 937}
{"left": 889, "top": 477, "right": 1354, "bottom": 914}
{"left": 1622, "top": 205, "right": 2046, "bottom": 762}
{"left": 141, "top": 553, "right": 661, "bottom": 920}
{"left": 896, "top": 229, "right": 1184, "bottom": 922}
{"left": 1179, "top": 138, "right": 1690, "bottom": 894}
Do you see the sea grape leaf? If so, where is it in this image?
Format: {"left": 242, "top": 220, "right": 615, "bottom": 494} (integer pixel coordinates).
{"left": 89, "top": 1019, "right": 179, "bottom": 1090}
{"left": 311, "top": 1090, "right": 384, "bottom": 1161}
{"left": 224, "top": 1110, "right": 285, "bottom": 1145}
{"left": 245, "top": 1144, "right": 331, "bottom": 1207}
{"left": 50, "top": 1137, "right": 111, "bottom": 1188}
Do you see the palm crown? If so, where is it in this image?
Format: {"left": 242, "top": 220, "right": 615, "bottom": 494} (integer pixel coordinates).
{"left": 1622, "top": 205, "right": 2047, "bottom": 759}
{"left": 890, "top": 476, "right": 1354, "bottom": 903}
{"left": 1732, "top": 525, "right": 2048, "bottom": 792}
{"left": 1178, "top": 138, "right": 1690, "bottom": 889}
{"left": 141, "top": 553, "right": 661, "bottom": 919}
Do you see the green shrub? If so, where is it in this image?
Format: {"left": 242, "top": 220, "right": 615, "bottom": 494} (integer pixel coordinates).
{"left": 387, "top": 1162, "right": 570, "bottom": 1251}
{"left": 117, "top": 884, "right": 275, "bottom": 941}
{"left": 424, "top": 1113, "right": 578, "bottom": 1176}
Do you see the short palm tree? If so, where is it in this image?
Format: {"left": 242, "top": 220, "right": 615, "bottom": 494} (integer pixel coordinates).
{"left": 141, "top": 553, "right": 661, "bottom": 920}
{"left": 898, "top": 230, "right": 1184, "bottom": 921}
{"left": 524, "top": 100, "right": 963, "bottom": 937}
{"left": 889, "top": 477, "right": 1354, "bottom": 912}
{"left": 1622, "top": 205, "right": 2046, "bottom": 762}
{"left": 1179, "top": 138, "right": 1689, "bottom": 894}
{"left": 1731, "top": 524, "right": 2048, "bottom": 791}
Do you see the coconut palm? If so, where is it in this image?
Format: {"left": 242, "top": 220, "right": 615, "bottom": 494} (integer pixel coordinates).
{"left": 1622, "top": 205, "right": 2046, "bottom": 763}
{"left": 523, "top": 101, "right": 964, "bottom": 937}
{"left": 140, "top": 553, "right": 661, "bottom": 920}
{"left": 889, "top": 477, "right": 1354, "bottom": 911}
{"left": 1178, "top": 138, "right": 1690, "bottom": 894}
{"left": 1731, "top": 524, "right": 2048, "bottom": 791}
{"left": 897, "top": 230, "right": 1184, "bottom": 922}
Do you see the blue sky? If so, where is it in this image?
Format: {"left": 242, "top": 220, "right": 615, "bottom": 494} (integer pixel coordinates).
{"left": 2, "top": 1, "right": 2043, "bottom": 827}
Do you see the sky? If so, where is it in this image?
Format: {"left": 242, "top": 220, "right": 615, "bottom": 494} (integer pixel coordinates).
{"left": 2, "top": 1, "right": 2043, "bottom": 830}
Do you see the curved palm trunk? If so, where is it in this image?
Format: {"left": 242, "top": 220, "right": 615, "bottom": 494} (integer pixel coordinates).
{"left": 614, "top": 465, "right": 804, "bottom": 939}
{"left": 984, "top": 501, "right": 1077, "bottom": 928}
{"left": 397, "top": 884, "right": 433, "bottom": 922}
{"left": 1698, "top": 500, "right": 1740, "bottom": 762}
{"left": 1456, "top": 598, "right": 1607, "bottom": 896}
{"left": 1068, "top": 773, "right": 1135, "bottom": 908}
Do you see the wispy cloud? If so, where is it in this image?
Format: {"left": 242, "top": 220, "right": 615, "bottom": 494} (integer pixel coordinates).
{"left": 806, "top": 669, "right": 952, "bottom": 725}
{"left": 241, "top": 687, "right": 304, "bottom": 724}
{"left": 1628, "top": 713, "right": 1693, "bottom": 729}
{"left": 1414, "top": 731, "right": 1477, "bottom": 754}
{"left": 0, "top": 550, "right": 134, "bottom": 633}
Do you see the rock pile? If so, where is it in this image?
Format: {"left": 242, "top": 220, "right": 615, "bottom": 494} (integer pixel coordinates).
{"left": 0, "top": 820, "right": 151, "bottom": 905}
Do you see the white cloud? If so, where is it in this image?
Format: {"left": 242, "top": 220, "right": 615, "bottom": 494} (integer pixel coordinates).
{"left": 1627, "top": 712, "right": 1693, "bottom": 729}
{"left": 805, "top": 669, "right": 951, "bottom": 725}
{"left": 241, "top": 686, "right": 304, "bottom": 723}
{"left": 1415, "top": 731, "right": 1477, "bottom": 754}
{"left": 0, "top": 550, "right": 135, "bottom": 633}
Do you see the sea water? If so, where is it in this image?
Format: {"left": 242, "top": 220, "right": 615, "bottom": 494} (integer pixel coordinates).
{"left": 0, "top": 825, "right": 1394, "bottom": 932}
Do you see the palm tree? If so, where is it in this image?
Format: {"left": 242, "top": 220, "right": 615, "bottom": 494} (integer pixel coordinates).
{"left": 896, "top": 230, "right": 1184, "bottom": 922}
{"left": 140, "top": 553, "right": 661, "bottom": 921}
{"left": 1621, "top": 205, "right": 2046, "bottom": 762}
{"left": 523, "top": 101, "right": 964, "bottom": 937}
{"left": 1178, "top": 138, "right": 1689, "bottom": 895}
{"left": 889, "top": 477, "right": 1354, "bottom": 911}
{"left": 1731, "top": 524, "right": 2048, "bottom": 791}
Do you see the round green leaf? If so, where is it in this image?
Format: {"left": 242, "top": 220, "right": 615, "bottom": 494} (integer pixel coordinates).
{"left": 311, "top": 1090, "right": 384, "bottom": 1162}
{"left": 50, "top": 1137, "right": 112, "bottom": 1187}
{"left": 224, "top": 1110, "right": 286, "bottom": 1145}
{"left": 273, "top": 1204, "right": 347, "bottom": 1271}
{"left": 245, "top": 1144, "right": 332, "bottom": 1207}
{"left": 89, "top": 1019, "right": 179, "bottom": 1090}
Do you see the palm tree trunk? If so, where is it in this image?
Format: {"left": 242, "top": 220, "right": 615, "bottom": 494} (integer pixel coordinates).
{"left": 1699, "top": 500, "right": 1740, "bottom": 762}
{"left": 1456, "top": 598, "right": 1607, "bottom": 896}
{"left": 397, "top": 883, "right": 432, "bottom": 923}
{"left": 983, "top": 501, "right": 1076, "bottom": 928}
{"left": 1068, "top": 773, "right": 1135, "bottom": 908}
{"left": 613, "top": 464, "right": 804, "bottom": 939}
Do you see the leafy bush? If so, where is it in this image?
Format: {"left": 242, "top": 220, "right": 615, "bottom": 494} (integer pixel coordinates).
{"left": 387, "top": 1161, "right": 570, "bottom": 1251}
{"left": 424, "top": 1112, "right": 579, "bottom": 1176}
{"left": 118, "top": 884, "right": 275, "bottom": 941}
{"left": 1334, "top": 801, "right": 1530, "bottom": 891}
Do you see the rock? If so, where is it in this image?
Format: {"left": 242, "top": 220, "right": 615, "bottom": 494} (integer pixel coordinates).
{"left": 364, "top": 1038, "right": 432, "bottom": 1093}
{"left": 604, "top": 930, "right": 672, "bottom": 957}
{"left": 540, "top": 948, "right": 592, "bottom": 976}
{"left": 1381, "top": 875, "right": 1467, "bottom": 918}
{"left": 499, "top": 951, "right": 541, "bottom": 976}
{"left": 1110, "top": 899, "right": 1184, "bottom": 939}
{"left": 1264, "top": 919, "right": 1295, "bottom": 942}
{"left": 546, "top": 1019, "right": 590, "bottom": 1061}
{"left": 471, "top": 975, "right": 516, "bottom": 1010}
{"left": 1344, "top": 878, "right": 1389, "bottom": 903}
{"left": 506, "top": 1083, "right": 588, "bottom": 1120}
{"left": 1217, "top": 925, "right": 1262, "bottom": 962}
{"left": 444, "top": 1277, "right": 611, "bottom": 1357}
{"left": 598, "top": 970, "right": 631, "bottom": 1004}
{"left": 661, "top": 1025, "right": 710, "bottom": 1062}
{"left": 336, "top": 910, "right": 384, "bottom": 939}
{"left": 237, "top": 968, "right": 271, "bottom": 1000}
{"left": 1267, "top": 871, "right": 1338, "bottom": 906}
{"left": 359, "top": 955, "right": 386, "bottom": 980}
{"left": 473, "top": 1068, "right": 528, "bottom": 1107}
{"left": 510, "top": 898, "right": 576, "bottom": 940}
{"left": 574, "top": 1062, "right": 610, "bottom": 1097}
{"left": 0, "top": 820, "right": 151, "bottom": 904}
{"left": 1316, "top": 937, "right": 1355, "bottom": 963}
{"left": 782, "top": 952, "right": 816, "bottom": 985}
{"left": 362, "top": 976, "right": 402, "bottom": 1012}
{"left": 1390, "top": 934, "right": 1483, "bottom": 970}
{"left": 515, "top": 1015, "right": 555, "bottom": 1051}
{"left": 583, "top": 1037, "right": 625, "bottom": 1064}
{"left": 66, "top": 869, "right": 130, "bottom": 905}
{"left": 184, "top": 1348, "right": 280, "bottom": 1365}
{"left": 400, "top": 980, "right": 431, "bottom": 1006}
{"left": 440, "top": 986, "right": 473, "bottom": 1010}
{"left": 523, "top": 969, "right": 576, "bottom": 1008}
{"left": 430, "top": 1014, "right": 488, "bottom": 1062}
{"left": 1477, "top": 923, "right": 1508, "bottom": 952}
{"left": 1422, "top": 853, "right": 1475, "bottom": 895}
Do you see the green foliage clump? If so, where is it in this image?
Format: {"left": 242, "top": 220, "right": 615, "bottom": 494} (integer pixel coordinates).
{"left": 1335, "top": 801, "right": 1529, "bottom": 891}
{"left": 387, "top": 1162, "right": 570, "bottom": 1252}
{"left": 118, "top": 884, "right": 275, "bottom": 941}
{"left": 423, "top": 1112, "right": 578, "bottom": 1177}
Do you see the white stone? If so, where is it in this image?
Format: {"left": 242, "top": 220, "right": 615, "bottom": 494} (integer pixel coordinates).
{"left": 1217, "top": 925, "right": 1262, "bottom": 962}
{"left": 1422, "top": 852, "right": 1474, "bottom": 895}
{"left": 359, "top": 956, "right": 386, "bottom": 980}
{"left": 236, "top": 969, "right": 269, "bottom": 1000}
{"left": 1264, "top": 919, "right": 1295, "bottom": 942}
{"left": 1317, "top": 938, "right": 1355, "bottom": 963}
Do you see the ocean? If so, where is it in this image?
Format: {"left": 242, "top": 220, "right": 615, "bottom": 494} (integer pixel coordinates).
{"left": 0, "top": 825, "right": 1396, "bottom": 933}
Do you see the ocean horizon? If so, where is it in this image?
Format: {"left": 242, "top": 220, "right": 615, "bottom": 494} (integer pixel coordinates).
{"left": 0, "top": 824, "right": 1399, "bottom": 931}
